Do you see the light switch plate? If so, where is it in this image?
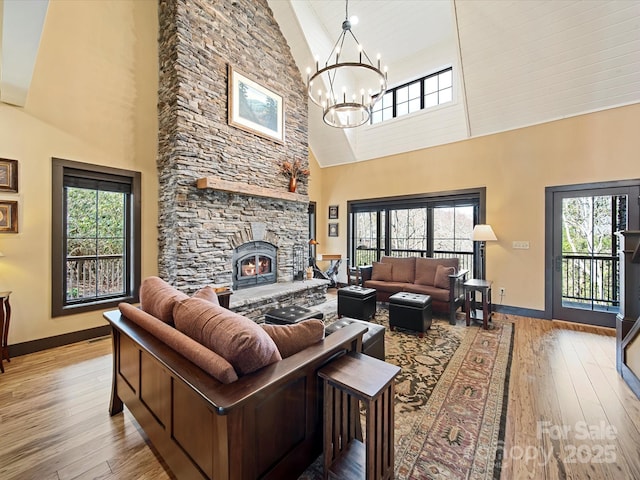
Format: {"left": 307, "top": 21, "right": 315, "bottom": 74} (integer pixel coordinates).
{"left": 512, "top": 241, "right": 530, "bottom": 249}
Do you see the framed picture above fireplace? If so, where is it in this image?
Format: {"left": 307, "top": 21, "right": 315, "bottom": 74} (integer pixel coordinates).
{"left": 228, "top": 65, "right": 284, "bottom": 144}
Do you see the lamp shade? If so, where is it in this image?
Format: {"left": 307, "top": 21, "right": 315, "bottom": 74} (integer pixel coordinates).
{"left": 472, "top": 224, "right": 497, "bottom": 242}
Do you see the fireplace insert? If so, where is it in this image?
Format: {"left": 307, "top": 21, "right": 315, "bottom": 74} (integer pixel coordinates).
{"left": 233, "top": 241, "right": 277, "bottom": 289}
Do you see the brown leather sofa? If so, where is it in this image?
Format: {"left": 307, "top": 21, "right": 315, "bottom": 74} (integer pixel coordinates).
{"left": 360, "top": 256, "right": 468, "bottom": 324}
{"left": 104, "top": 278, "right": 367, "bottom": 480}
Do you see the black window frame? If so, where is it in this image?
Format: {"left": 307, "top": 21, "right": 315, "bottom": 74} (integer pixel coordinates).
{"left": 52, "top": 158, "right": 141, "bottom": 317}
{"left": 371, "top": 67, "right": 453, "bottom": 124}
{"left": 347, "top": 187, "right": 487, "bottom": 277}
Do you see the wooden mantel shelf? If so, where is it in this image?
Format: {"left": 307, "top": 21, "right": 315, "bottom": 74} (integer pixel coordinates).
{"left": 197, "top": 177, "right": 308, "bottom": 203}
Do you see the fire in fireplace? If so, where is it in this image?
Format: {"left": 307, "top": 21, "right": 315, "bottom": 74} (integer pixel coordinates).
{"left": 233, "top": 241, "right": 277, "bottom": 289}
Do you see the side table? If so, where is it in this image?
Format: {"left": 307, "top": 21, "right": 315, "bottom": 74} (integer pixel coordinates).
{"left": 318, "top": 352, "right": 400, "bottom": 480}
{"left": 464, "top": 279, "right": 492, "bottom": 329}
{"left": 0, "top": 291, "right": 12, "bottom": 373}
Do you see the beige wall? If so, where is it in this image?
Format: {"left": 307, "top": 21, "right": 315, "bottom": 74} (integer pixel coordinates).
{"left": 310, "top": 103, "right": 640, "bottom": 313}
{"left": 0, "top": 0, "right": 158, "bottom": 345}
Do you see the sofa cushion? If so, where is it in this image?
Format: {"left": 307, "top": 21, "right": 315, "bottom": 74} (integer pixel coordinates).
{"left": 434, "top": 265, "right": 456, "bottom": 289}
{"left": 414, "top": 258, "right": 438, "bottom": 286}
{"left": 371, "top": 261, "right": 393, "bottom": 281}
{"left": 173, "top": 297, "right": 282, "bottom": 376}
{"left": 119, "top": 303, "right": 238, "bottom": 384}
{"left": 140, "top": 276, "right": 189, "bottom": 324}
{"left": 381, "top": 256, "right": 416, "bottom": 283}
{"left": 261, "top": 319, "right": 325, "bottom": 358}
{"left": 403, "top": 284, "right": 451, "bottom": 303}
{"left": 364, "top": 280, "right": 408, "bottom": 294}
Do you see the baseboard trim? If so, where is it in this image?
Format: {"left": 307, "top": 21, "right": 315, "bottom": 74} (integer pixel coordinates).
{"left": 494, "top": 304, "right": 547, "bottom": 319}
{"left": 8, "top": 325, "right": 112, "bottom": 358}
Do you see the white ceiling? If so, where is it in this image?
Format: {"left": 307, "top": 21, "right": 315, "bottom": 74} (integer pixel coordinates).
{"left": 2, "top": 1, "right": 638, "bottom": 168}
{"left": 269, "top": 0, "right": 640, "bottom": 167}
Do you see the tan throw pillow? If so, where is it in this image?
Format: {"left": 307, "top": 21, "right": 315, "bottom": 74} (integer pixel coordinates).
{"left": 173, "top": 297, "right": 282, "bottom": 376}
{"left": 434, "top": 264, "right": 456, "bottom": 289}
{"left": 261, "top": 320, "right": 325, "bottom": 358}
{"left": 192, "top": 285, "right": 220, "bottom": 306}
{"left": 371, "top": 261, "right": 393, "bottom": 281}
{"left": 140, "top": 276, "right": 189, "bottom": 324}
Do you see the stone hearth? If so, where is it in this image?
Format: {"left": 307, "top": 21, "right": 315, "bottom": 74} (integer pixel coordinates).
{"left": 230, "top": 279, "right": 330, "bottom": 321}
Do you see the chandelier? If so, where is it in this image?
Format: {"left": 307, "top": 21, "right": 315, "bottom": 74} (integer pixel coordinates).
{"left": 306, "top": 0, "right": 387, "bottom": 128}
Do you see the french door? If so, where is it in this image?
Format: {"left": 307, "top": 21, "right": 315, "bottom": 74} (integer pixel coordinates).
{"left": 547, "top": 182, "right": 640, "bottom": 327}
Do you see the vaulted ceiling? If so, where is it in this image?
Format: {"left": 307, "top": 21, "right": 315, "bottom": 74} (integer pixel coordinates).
{"left": 269, "top": 0, "right": 640, "bottom": 167}
{"left": 2, "top": 1, "right": 639, "bottom": 169}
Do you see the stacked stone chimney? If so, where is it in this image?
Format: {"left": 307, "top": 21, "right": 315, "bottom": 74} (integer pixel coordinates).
{"left": 157, "top": 0, "right": 309, "bottom": 292}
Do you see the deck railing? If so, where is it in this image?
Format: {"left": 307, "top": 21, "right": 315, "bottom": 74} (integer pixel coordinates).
{"left": 561, "top": 253, "right": 619, "bottom": 310}
{"left": 66, "top": 255, "right": 125, "bottom": 301}
{"left": 353, "top": 248, "right": 474, "bottom": 273}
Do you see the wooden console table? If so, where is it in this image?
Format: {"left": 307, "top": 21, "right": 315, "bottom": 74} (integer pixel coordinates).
{"left": 0, "top": 291, "right": 12, "bottom": 373}
{"left": 318, "top": 352, "right": 400, "bottom": 480}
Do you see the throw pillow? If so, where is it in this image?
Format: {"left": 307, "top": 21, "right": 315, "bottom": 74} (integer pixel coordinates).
{"left": 173, "top": 297, "right": 282, "bottom": 376}
{"left": 371, "top": 261, "right": 393, "bottom": 281}
{"left": 118, "top": 303, "right": 238, "bottom": 384}
{"left": 261, "top": 319, "right": 325, "bottom": 358}
{"left": 434, "top": 264, "right": 456, "bottom": 289}
{"left": 140, "top": 276, "right": 188, "bottom": 324}
{"left": 192, "top": 285, "right": 220, "bottom": 306}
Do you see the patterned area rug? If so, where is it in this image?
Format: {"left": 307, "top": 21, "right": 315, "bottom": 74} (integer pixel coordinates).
{"left": 299, "top": 308, "right": 514, "bottom": 480}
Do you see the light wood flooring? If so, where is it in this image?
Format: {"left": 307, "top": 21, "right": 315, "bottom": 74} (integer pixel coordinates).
{"left": 1, "top": 314, "right": 639, "bottom": 479}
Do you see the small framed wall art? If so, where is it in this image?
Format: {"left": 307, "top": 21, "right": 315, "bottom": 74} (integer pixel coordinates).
{"left": 328, "top": 222, "right": 339, "bottom": 237}
{"left": 228, "top": 65, "right": 285, "bottom": 144}
{"left": 0, "top": 201, "right": 18, "bottom": 233}
{"left": 0, "top": 159, "right": 18, "bottom": 192}
{"left": 328, "top": 205, "right": 338, "bottom": 219}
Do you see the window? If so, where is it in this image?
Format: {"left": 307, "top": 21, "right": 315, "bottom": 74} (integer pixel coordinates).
{"left": 349, "top": 188, "right": 485, "bottom": 276}
{"left": 52, "top": 158, "right": 141, "bottom": 316}
{"left": 371, "top": 67, "right": 453, "bottom": 125}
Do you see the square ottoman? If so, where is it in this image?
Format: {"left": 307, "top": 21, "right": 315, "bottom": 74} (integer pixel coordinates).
{"left": 338, "top": 285, "right": 377, "bottom": 320}
{"left": 388, "top": 292, "right": 432, "bottom": 337}
{"left": 324, "top": 317, "right": 386, "bottom": 360}
{"left": 264, "top": 305, "right": 324, "bottom": 325}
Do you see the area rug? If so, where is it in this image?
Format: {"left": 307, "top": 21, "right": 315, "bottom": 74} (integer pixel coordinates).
{"left": 299, "top": 308, "right": 514, "bottom": 480}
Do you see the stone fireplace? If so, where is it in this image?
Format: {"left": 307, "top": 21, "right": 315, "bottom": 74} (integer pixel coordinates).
{"left": 156, "top": 0, "right": 311, "bottom": 296}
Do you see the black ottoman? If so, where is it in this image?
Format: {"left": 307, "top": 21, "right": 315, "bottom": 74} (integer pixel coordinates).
{"left": 389, "top": 292, "right": 432, "bottom": 337}
{"left": 324, "top": 317, "right": 385, "bottom": 360}
{"left": 264, "top": 305, "right": 324, "bottom": 325}
{"left": 338, "top": 285, "right": 377, "bottom": 320}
